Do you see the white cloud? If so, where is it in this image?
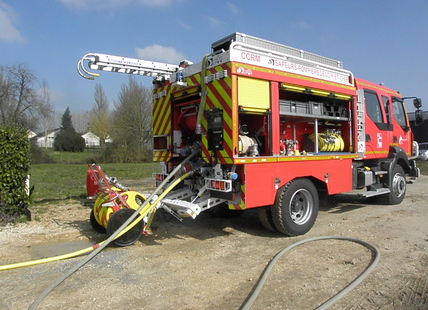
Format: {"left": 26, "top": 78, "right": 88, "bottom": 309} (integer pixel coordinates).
{"left": 293, "top": 21, "right": 311, "bottom": 30}
{"left": 135, "top": 44, "right": 185, "bottom": 64}
{"left": 226, "top": 2, "right": 239, "bottom": 15}
{"left": 59, "top": 0, "right": 88, "bottom": 10}
{"left": 177, "top": 19, "right": 192, "bottom": 30}
{"left": 207, "top": 16, "right": 225, "bottom": 29}
{"left": 57, "top": 0, "right": 175, "bottom": 10}
{"left": 0, "top": 1, "right": 25, "bottom": 42}
{"left": 135, "top": 0, "right": 173, "bottom": 7}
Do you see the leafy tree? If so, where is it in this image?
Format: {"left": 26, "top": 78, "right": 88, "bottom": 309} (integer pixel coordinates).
{"left": 60, "top": 106, "right": 73, "bottom": 130}
{"left": 89, "top": 83, "right": 110, "bottom": 145}
{"left": 54, "top": 107, "right": 85, "bottom": 152}
{"left": 106, "top": 76, "right": 152, "bottom": 163}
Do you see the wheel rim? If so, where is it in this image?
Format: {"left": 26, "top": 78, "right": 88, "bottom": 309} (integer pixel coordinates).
{"left": 107, "top": 208, "right": 143, "bottom": 247}
{"left": 288, "top": 189, "right": 313, "bottom": 225}
{"left": 392, "top": 172, "right": 406, "bottom": 198}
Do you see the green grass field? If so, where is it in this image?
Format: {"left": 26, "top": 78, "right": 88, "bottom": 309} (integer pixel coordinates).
{"left": 30, "top": 162, "right": 159, "bottom": 206}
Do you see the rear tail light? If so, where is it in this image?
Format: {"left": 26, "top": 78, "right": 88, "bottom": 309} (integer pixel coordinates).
{"left": 205, "top": 178, "right": 232, "bottom": 192}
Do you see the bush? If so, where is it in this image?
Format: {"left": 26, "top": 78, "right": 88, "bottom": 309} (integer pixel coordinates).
{"left": 0, "top": 125, "right": 31, "bottom": 224}
{"left": 53, "top": 106, "right": 85, "bottom": 152}
{"left": 54, "top": 128, "right": 85, "bottom": 152}
{"left": 101, "top": 142, "right": 152, "bottom": 163}
{"left": 30, "top": 144, "right": 55, "bottom": 164}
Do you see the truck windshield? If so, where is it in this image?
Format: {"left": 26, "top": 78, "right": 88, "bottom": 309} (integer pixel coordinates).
{"left": 392, "top": 97, "right": 407, "bottom": 128}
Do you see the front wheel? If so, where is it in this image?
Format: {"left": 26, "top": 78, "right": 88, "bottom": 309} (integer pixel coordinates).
{"left": 271, "top": 179, "right": 319, "bottom": 236}
{"left": 383, "top": 165, "right": 406, "bottom": 205}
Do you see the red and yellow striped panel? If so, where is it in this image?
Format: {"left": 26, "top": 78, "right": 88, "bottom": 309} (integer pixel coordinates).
{"left": 153, "top": 150, "right": 171, "bottom": 162}
{"left": 230, "top": 183, "right": 245, "bottom": 210}
{"left": 152, "top": 85, "right": 174, "bottom": 162}
{"left": 186, "top": 63, "right": 234, "bottom": 164}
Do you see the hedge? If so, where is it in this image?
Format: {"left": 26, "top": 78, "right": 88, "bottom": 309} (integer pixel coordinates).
{"left": 0, "top": 125, "right": 31, "bottom": 224}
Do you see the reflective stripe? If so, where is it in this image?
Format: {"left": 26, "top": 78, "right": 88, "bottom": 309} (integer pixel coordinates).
{"left": 281, "top": 82, "right": 353, "bottom": 100}
{"left": 230, "top": 184, "right": 246, "bottom": 210}
{"left": 153, "top": 85, "right": 173, "bottom": 135}
{"left": 198, "top": 63, "right": 234, "bottom": 163}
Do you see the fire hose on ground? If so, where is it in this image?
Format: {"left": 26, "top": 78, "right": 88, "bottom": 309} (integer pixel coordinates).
{"left": 25, "top": 149, "right": 200, "bottom": 309}
{"left": 0, "top": 148, "right": 380, "bottom": 309}
{"left": 0, "top": 171, "right": 190, "bottom": 272}
{"left": 239, "top": 236, "right": 380, "bottom": 310}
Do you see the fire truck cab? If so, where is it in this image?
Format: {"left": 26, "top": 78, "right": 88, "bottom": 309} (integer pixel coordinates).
{"left": 79, "top": 33, "right": 422, "bottom": 237}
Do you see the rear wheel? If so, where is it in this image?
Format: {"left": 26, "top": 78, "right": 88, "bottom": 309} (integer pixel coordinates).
{"left": 257, "top": 207, "right": 278, "bottom": 232}
{"left": 272, "top": 179, "right": 319, "bottom": 236}
{"left": 106, "top": 208, "right": 144, "bottom": 247}
{"left": 90, "top": 209, "right": 106, "bottom": 234}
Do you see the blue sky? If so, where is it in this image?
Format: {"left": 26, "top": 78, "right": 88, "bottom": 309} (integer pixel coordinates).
{"left": 1, "top": 0, "right": 428, "bottom": 116}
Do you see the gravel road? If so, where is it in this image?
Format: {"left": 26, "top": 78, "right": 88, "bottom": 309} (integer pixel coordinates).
{"left": 1, "top": 176, "right": 428, "bottom": 309}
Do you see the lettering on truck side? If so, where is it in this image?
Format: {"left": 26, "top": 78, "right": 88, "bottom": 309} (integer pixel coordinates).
{"left": 232, "top": 47, "right": 351, "bottom": 85}
{"left": 241, "top": 52, "right": 261, "bottom": 62}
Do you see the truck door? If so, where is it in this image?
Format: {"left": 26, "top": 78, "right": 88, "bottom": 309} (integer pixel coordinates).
{"left": 391, "top": 96, "right": 412, "bottom": 154}
{"left": 363, "top": 89, "right": 391, "bottom": 159}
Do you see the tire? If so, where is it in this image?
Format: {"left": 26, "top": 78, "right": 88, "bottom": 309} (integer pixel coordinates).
{"left": 90, "top": 209, "right": 106, "bottom": 234}
{"left": 384, "top": 165, "right": 406, "bottom": 205}
{"left": 106, "top": 208, "right": 144, "bottom": 247}
{"left": 257, "top": 207, "right": 278, "bottom": 232}
{"left": 272, "top": 179, "right": 319, "bottom": 236}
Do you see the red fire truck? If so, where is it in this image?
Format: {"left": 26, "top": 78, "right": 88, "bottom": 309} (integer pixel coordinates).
{"left": 79, "top": 33, "right": 423, "bottom": 241}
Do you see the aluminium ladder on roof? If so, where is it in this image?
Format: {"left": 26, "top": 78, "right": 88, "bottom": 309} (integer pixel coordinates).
{"left": 211, "top": 32, "right": 343, "bottom": 69}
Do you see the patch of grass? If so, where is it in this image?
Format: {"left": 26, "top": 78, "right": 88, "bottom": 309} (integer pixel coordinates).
{"left": 29, "top": 162, "right": 159, "bottom": 206}
{"left": 44, "top": 148, "right": 102, "bottom": 164}
{"left": 97, "top": 163, "right": 160, "bottom": 180}
{"left": 416, "top": 159, "right": 428, "bottom": 175}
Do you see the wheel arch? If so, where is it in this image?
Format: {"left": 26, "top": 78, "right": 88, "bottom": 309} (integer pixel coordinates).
{"left": 278, "top": 176, "right": 326, "bottom": 199}
{"left": 307, "top": 176, "right": 328, "bottom": 200}
{"left": 389, "top": 146, "right": 411, "bottom": 173}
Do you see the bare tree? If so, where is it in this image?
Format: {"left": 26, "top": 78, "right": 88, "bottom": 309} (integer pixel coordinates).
{"left": 0, "top": 64, "right": 39, "bottom": 129}
{"left": 38, "top": 80, "right": 55, "bottom": 148}
{"left": 89, "top": 83, "right": 110, "bottom": 145}
{"left": 71, "top": 111, "right": 91, "bottom": 134}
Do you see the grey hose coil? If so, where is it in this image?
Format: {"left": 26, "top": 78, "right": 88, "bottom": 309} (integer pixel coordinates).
{"left": 240, "top": 236, "right": 380, "bottom": 310}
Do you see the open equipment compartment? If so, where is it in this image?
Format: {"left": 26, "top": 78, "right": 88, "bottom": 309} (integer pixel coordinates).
{"left": 278, "top": 87, "right": 352, "bottom": 155}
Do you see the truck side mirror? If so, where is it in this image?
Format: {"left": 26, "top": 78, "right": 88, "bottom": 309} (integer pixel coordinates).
{"left": 413, "top": 98, "right": 422, "bottom": 109}
{"left": 414, "top": 109, "right": 424, "bottom": 126}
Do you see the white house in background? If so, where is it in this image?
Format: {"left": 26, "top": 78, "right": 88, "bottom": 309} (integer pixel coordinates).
{"left": 35, "top": 128, "right": 60, "bottom": 148}
{"left": 82, "top": 132, "right": 101, "bottom": 147}
{"left": 33, "top": 130, "right": 111, "bottom": 148}
{"left": 28, "top": 130, "right": 37, "bottom": 139}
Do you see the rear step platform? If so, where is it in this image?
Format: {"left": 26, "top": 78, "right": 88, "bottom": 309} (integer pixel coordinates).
{"left": 359, "top": 187, "right": 390, "bottom": 198}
